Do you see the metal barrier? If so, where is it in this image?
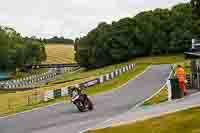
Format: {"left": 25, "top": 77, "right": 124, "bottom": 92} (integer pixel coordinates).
{"left": 25, "top": 63, "right": 79, "bottom": 69}
{"left": 0, "top": 67, "right": 80, "bottom": 90}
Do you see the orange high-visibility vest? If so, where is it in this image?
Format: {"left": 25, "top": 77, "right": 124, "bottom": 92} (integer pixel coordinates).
{"left": 176, "top": 67, "right": 186, "bottom": 82}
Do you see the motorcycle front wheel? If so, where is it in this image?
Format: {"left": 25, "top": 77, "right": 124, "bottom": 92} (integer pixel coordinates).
{"left": 75, "top": 101, "right": 85, "bottom": 112}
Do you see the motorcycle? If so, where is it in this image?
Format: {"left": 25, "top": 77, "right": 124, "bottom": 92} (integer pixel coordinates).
{"left": 69, "top": 87, "right": 94, "bottom": 112}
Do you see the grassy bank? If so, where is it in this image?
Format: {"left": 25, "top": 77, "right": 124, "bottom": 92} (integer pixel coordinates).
{"left": 86, "top": 64, "right": 147, "bottom": 95}
{"left": 129, "top": 54, "right": 185, "bottom": 65}
{"left": 87, "top": 107, "right": 200, "bottom": 133}
{"left": 143, "top": 86, "right": 168, "bottom": 106}
{"left": 48, "top": 62, "right": 130, "bottom": 85}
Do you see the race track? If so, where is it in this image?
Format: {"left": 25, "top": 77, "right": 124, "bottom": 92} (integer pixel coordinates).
{"left": 0, "top": 65, "right": 171, "bottom": 133}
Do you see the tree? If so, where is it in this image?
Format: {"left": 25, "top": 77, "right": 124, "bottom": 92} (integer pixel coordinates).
{"left": 191, "top": 0, "right": 200, "bottom": 38}
{"left": 191, "top": 0, "right": 200, "bottom": 16}
{"left": 45, "top": 36, "right": 74, "bottom": 44}
{"left": 0, "top": 26, "right": 46, "bottom": 72}
{"left": 74, "top": 2, "right": 192, "bottom": 69}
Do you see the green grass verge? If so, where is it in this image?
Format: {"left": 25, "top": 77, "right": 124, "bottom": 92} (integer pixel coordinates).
{"left": 85, "top": 64, "right": 148, "bottom": 96}
{"left": 143, "top": 86, "right": 168, "bottom": 106}
{"left": 48, "top": 62, "right": 130, "bottom": 85}
{"left": 87, "top": 107, "right": 200, "bottom": 133}
{"left": 129, "top": 54, "right": 185, "bottom": 64}
{"left": 0, "top": 96, "right": 70, "bottom": 117}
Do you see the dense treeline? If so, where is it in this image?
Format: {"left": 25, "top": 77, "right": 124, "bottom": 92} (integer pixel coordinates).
{"left": 44, "top": 36, "right": 74, "bottom": 44}
{"left": 75, "top": 3, "right": 193, "bottom": 68}
{"left": 0, "top": 27, "right": 46, "bottom": 71}
{"left": 191, "top": 0, "right": 200, "bottom": 38}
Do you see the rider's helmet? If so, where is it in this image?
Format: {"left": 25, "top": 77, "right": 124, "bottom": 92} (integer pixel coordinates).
{"left": 69, "top": 86, "right": 81, "bottom": 97}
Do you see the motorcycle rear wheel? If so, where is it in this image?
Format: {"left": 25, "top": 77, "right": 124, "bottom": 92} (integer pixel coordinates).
{"left": 85, "top": 97, "right": 93, "bottom": 111}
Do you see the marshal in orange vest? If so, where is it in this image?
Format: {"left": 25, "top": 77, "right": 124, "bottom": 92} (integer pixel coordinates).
{"left": 176, "top": 65, "right": 187, "bottom": 94}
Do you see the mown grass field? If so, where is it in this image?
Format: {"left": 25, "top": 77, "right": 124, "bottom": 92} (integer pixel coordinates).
{"left": 9, "top": 44, "right": 75, "bottom": 79}
{"left": 44, "top": 44, "right": 75, "bottom": 64}
{"left": 87, "top": 107, "right": 200, "bottom": 133}
{"left": 0, "top": 54, "right": 187, "bottom": 117}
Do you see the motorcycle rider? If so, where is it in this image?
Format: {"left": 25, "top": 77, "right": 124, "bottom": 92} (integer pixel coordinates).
{"left": 69, "top": 86, "right": 81, "bottom": 97}
{"left": 176, "top": 65, "right": 187, "bottom": 96}
{"left": 69, "top": 86, "right": 93, "bottom": 112}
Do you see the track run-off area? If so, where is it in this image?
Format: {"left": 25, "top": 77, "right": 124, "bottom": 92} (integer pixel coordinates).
{"left": 0, "top": 65, "right": 171, "bottom": 133}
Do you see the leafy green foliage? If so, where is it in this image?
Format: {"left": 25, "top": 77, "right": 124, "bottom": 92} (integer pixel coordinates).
{"left": 75, "top": 3, "right": 192, "bottom": 68}
{"left": 44, "top": 36, "right": 74, "bottom": 44}
{"left": 0, "top": 27, "right": 46, "bottom": 71}
{"left": 191, "top": 0, "right": 200, "bottom": 38}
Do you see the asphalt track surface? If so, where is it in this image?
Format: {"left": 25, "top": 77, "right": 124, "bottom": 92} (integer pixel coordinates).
{"left": 0, "top": 65, "right": 171, "bottom": 133}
